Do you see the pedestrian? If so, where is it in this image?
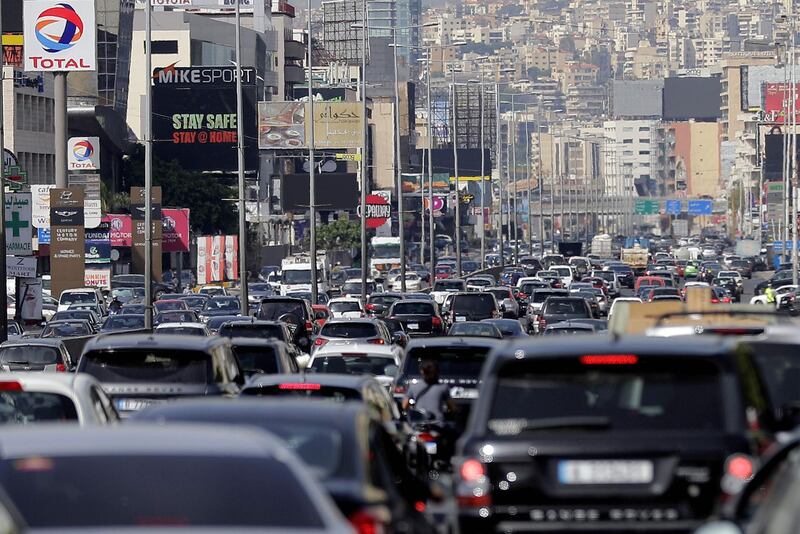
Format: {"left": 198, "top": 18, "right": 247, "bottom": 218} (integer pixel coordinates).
{"left": 766, "top": 285, "right": 777, "bottom": 306}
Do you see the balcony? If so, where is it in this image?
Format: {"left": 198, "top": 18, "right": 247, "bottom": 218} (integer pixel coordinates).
{"left": 285, "top": 39, "right": 305, "bottom": 61}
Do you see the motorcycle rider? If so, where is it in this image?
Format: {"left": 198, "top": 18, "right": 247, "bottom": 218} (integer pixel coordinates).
{"left": 403, "top": 360, "right": 458, "bottom": 465}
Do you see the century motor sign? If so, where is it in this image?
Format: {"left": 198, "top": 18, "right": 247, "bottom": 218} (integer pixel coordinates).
{"left": 23, "top": 0, "right": 97, "bottom": 72}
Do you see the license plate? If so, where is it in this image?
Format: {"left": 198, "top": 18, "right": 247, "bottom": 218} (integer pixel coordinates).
{"left": 407, "top": 323, "right": 420, "bottom": 330}
{"left": 558, "top": 460, "right": 654, "bottom": 485}
{"left": 423, "top": 442, "right": 437, "bottom": 455}
{"left": 115, "top": 398, "right": 159, "bottom": 412}
{"left": 455, "top": 316, "right": 467, "bottom": 322}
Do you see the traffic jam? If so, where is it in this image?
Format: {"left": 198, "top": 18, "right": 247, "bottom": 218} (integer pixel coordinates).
{"left": 0, "top": 233, "right": 798, "bottom": 534}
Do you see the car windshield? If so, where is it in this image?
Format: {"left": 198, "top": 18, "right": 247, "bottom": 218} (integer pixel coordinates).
{"left": 258, "top": 301, "right": 305, "bottom": 320}
{"left": 320, "top": 322, "right": 378, "bottom": 338}
{"left": 156, "top": 327, "right": 206, "bottom": 336}
{"left": 81, "top": 350, "right": 210, "bottom": 384}
{"left": 453, "top": 294, "right": 496, "bottom": 312}
{"left": 102, "top": 315, "right": 145, "bottom": 331}
{"left": 155, "top": 301, "right": 185, "bottom": 312}
{"left": 543, "top": 299, "right": 587, "bottom": 315}
{"left": 342, "top": 282, "right": 376, "bottom": 294}
{"left": 282, "top": 270, "right": 313, "bottom": 284}
{"left": 249, "top": 283, "right": 271, "bottom": 292}
{"left": 232, "top": 347, "right": 279, "bottom": 374}
{"left": 204, "top": 298, "right": 240, "bottom": 312}
{"left": 467, "top": 278, "right": 492, "bottom": 287}
{"left": 369, "top": 295, "right": 401, "bottom": 306}
{"left": 155, "top": 312, "right": 197, "bottom": 324}
{"left": 0, "top": 346, "right": 60, "bottom": 365}
{"left": 532, "top": 291, "right": 561, "bottom": 303}
{"left": 488, "top": 357, "right": 724, "bottom": 433}
{"left": 434, "top": 281, "right": 464, "bottom": 291}
{"left": 329, "top": 301, "right": 362, "bottom": 313}
{"left": 392, "top": 302, "right": 435, "bottom": 315}
{"left": 309, "top": 355, "right": 395, "bottom": 376}
{"left": 0, "top": 392, "right": 78, "bottom": 424}
{"left": 402, "top": 347, "right": 491, "bottom": 378}
{"left": 543, "top": 327, "right": 594, "bottom": 335}
{"left": 219, "top": 323, "right": 284, "bottom": 339}
{"left": 553, "top": 267, "right": 571, "bottom": 277}
{"left": 485, "top": 289, "right": 510, "bottom": 300}
{"left": 60, "top": 292, "right": 96, "bottom": 305}
{"left": 42, "top": 323, "right": 91, "bottom": 337}
{"left": 181, "top": 297, "right": 207, "bottom": 308}
{"left": 0, "top": 455, "right": 323, "bottom": 528}
{"left": 121, "top": 305, "right": 145, "bottom": 314}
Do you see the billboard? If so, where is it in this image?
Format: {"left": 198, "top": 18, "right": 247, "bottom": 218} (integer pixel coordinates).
{"left": 2, "top": 34, "right": 23, "bottom": 67}
{"left": 106, "top": 214, "right": 132, "bottom": 246}
{"left": 152, "top": 66, "right": 258, "bottom": 172}
{"left": 162, "top": 208, "right": 190, "bottom": 253}
{"left": 762, "top": 83, "right": 800, "bottom": 123}
{"left": 281, "top": 173, "right": 358, "bottom": 213}
{"left": 309, "top": 102, "right": 364, "bottom": 149}
{"left": 196, "top": 235, "right": 238, "bottom": 284}
{"left": 662, "top": 77, "right": 722, "bottom": 121}
{"left": 49, "top": 188, "right": 85, "bottom": 299}
{"left": 23, "top": 0, "right": 96, "bottom": 71}
{"left": 258, "top": 101, "right": 305, "bottom": 149}
{"left": 85, "top": 222, "right": 110, "bottom": 264}
{"left": 67, "top": 136, "right": 100, "bottom": 170}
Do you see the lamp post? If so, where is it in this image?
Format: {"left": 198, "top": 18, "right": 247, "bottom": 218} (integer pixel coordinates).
{"left": 306, "top": 0, "right": 317, "bottom": 304}
{"left": 359, "top": 0, "right": 368, "bottom": 303}
{"left": 449, "top": 66, "right": 462, "bottom": 278}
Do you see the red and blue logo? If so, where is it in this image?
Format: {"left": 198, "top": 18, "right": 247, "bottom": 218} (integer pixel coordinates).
{"left": 72, "top": 139, "right": 93, "bottom": 161}
{"left": 35, "top": 3, "right": 84, "bottom": 53}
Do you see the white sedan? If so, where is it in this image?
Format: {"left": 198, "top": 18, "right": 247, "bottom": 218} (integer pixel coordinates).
{"left": 0, "top": 373, "right": 119, "bottom": 425}
{"left": 327, "top": 297, "right": 365, "bottom": 318}
{"left": 389, "top": 273, "right": 428, "bottom": 292}
{"left": 750, "top": 285, "right": 797, "bottom": 307}
{"left": 306, "top": 343, "right": 400, "bottom": 389}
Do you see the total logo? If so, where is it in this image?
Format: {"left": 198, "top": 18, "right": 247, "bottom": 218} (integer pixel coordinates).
{"left": 68, "top": 138, "right": 98, "bottom": 169}
{"left": 72, "top": 139, "right": 93, "bottom": 161}
{"left": 26, "top": 1, "right": 95, "bottom": 70}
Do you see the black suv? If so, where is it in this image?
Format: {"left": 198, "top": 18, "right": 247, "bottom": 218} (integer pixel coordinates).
{"left": 536, "top": 296, "right": 593, "bottom": 332}
{"left": 78, "top": 333, "right": 244, "bottom": 417}
{"left": 454, "top": 335, "right": 772, "bottom": 533}
{"left": 446, "top": 292, "right": 499, "bottom": 328}
{"left": 388, "top": 300, "right": 444, "bottom": 337}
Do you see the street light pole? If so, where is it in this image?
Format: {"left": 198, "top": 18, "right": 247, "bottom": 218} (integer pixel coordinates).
{"left": 235, "top": 0, "right": 249, "bottom": 308}
{"left": 426, "top": 58, "right": 435, "bottom": 274}
{"left": 479, "top": 71, "right": 486, "bottom": 269}
{"left": 495, "top": 83, "right": 504, "bottom": 267}
{"left": 537, "top": 96, "right": 545, "bottom": 251}
{"left": 144, "top": 0, "right": 153, "bottom": 330}
{"left": 306, "top": 0, "right": 318, "bottom": 305}
{"left": 391, "top": 28, "right": 406, "bottom": 291}
{"left": 525, "top": 110, "right": 532, "bottom": 253}
{"left": 510, "top": 94, "right": 519, "bottom": 264}
{"left": 0, "top": 6, "right": 7, "bottom": 343}
{"left": 359, "top": 0, "right": 368, "bottom": 303}
{"left": 450, "top": 68, "right": 462, "bottom": 278}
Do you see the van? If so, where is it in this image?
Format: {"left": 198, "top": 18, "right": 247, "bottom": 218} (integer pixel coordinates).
{"left": 58, "top": 287, "right": 105, "bottom": 313}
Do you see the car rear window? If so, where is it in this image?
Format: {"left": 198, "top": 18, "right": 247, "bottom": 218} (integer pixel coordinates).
{"left": 232, "top": 347, "right": 279, "bottom": 375}
{"left": 330, "top": 301, "right": 362, "bottom": 313}
{"left": 485, "top": 289, "right": 511, "bottom": 301}
{"left": 370, "top": 295, "right": 401, "bottom": 306}
{"left": 218, "top": 323, "right": 284, "bottom": 340}
{"left": 402, "top": 347, "right": 490, "bottom": 378}
{"left": 452, "top": 294, "right": 496, "bottom": 313}
{"left": 488, "top": 357, "right": 725, "bottom": 434}
{"left": 101, "top": 315, "right": 146, "bottom": 331}
{"left": 392, "top": 302, "right": 435, "bottom": 315}
{"left": 553, "top": 267, "right": 571, "bottom": 277}
{"left": 0, "top": 392, "right": 78, "bottom": 424}
{"left": 320, "top": 322, "right": 378, "bottom": 338}
{"left": 434, "top": 280, "right": 465, "bottom": 291}
{"left": 0, "top": 346, "right": 61, "bottom": 365}
{"left": 81, "top": 350, "right": 210, "bottom": 384}
{"left": 543, "top": 299, "right": 587, "bottom": 315}
{"left": 155, "top": 327, "right": 206, "bottom": 336}
{"left": 0, "top": 455, "right": 323, "bottom": 528}
{"left": 258, "top": 301, "right": 306, "bottom": 320}
{"left": 532, "top": 291, "right": 560, "bottom": 303}
{"left": 309, "top": 355, "right": 395, "bottom": 376}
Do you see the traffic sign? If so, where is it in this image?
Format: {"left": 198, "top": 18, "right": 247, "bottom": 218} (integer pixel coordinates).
{"left": 361, "top": 194, "right": 391, "bottom": 229}
{"left": 687, "top": 199, "right": 713, "bottom": 215}
{"left": 665, "top": 200, "right": 682, "bottom": 215}
{"left": 634, "top": 199, "right": 659, "bottom": 215}
{"left": 5, "top": 193, "right": 33, "bottom": 256}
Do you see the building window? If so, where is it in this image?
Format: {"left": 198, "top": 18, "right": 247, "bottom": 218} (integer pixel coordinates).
{"left": 623, "top": 138, "right": 633, "bottom": 144}
{"left": 639, "top": 150, "right": 650, "bottom": 155}
{"left": 146, "top": 40, "right": 179, "bottom": 54}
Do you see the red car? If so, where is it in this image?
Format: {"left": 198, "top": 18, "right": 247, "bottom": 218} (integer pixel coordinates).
{"left": 434, "top": 265, "right": 453, "bottom": 280}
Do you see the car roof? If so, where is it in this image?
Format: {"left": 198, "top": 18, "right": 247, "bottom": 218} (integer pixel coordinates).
{"left": 228, "top": 337, "right": 286, "bottom": 349}
{"left": 405, "top": 336, "right": 500, "bottom": 350}
{"left": 154, "top": 322, "right": 207, "bottom": 329}
{"left": 328, "top": 297, "right": 362, "bottom": 303}
{"left": 0, "top": 338, "right": 64, "bottom": 348}
{"left": 244, "top": 373, "right": 379, "bottom": 390}
{"left": 83, "top": 332, "right": 229, "bottom": 352}
{"left": 322, "top": 317, "right": 379, "bottom": 325}
{"left": 0, "top": 425, "right": 287, "bottom": 458}
{"left": 312, "top": 343, "right": 397, "bottom": 357}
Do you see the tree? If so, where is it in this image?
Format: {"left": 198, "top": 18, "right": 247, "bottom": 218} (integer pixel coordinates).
{"left": 308, "top": 219, "right": 362, "bottom": 250}
{"left": 121, "top": 144, "right": 237, "bottom": 234}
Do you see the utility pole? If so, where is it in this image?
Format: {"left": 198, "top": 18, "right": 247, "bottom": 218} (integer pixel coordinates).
{"left": 537, "top": 96, "right": 545, "bottom": 251}
{"left": 0, "top": 6, "right": 7, "bottom": 343}
{"left": 525, "top": 107, "right": 532, "bottom": 253}
{"left": 307, "top": 0, "right": 318, "bottom": 305}
{"left": 495, "top": 82, "right": 504, "bottom": 267}
{"left": 144, "top": 0, "right": 153, "bottom": 329}
{"left": 426, "top": 58, "right": 435, "bottom": 274}
{"left": 392, "top": 28, "right": 406, "bottom": 291}
{"left": 510, "top": 94, "right": 519, "bottom": 264}
{"left": 451, "top": 69, "right": 462, "bottom": 277}
{"left": 479, "top": 71, "right": 486, "bottom": 269}
{"left": 359, "top": 0, "right": 368, "bottom": 303}
{"left": 235, "top": 0, "right": 249, "bottom": 309}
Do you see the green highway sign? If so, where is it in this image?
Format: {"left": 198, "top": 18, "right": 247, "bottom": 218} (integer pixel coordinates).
{"left": 634, "top": 199, "right": 660, "bottom": 215}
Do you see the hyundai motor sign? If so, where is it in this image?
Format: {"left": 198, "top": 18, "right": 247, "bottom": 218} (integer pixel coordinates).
{"left": 24, "top": 0, "right": 97, "bottom": 72}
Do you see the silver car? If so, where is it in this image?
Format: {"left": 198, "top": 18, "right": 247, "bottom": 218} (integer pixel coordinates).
{"left": 0, "top": 373, "right": 119, "bottom": 425}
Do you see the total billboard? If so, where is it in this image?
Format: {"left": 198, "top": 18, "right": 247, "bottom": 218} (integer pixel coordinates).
{"left": 152, "top": 66, "right": 258, "bottom": 172}
{"left": 23, "top": 0, "right": 96, "bottom": 71}
{"left": 67, "top": 137, "right": 100, "bottom": 170}
{"left": 762, "top": 83, "right": 800, "bottom": 124}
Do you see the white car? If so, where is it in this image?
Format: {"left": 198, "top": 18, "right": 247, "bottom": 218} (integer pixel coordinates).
{"left": 467, "top": 275, "right": 495, "bottom": 291}
{"left": 750, "top": 285, "right": 797, "bottom": 306}
{"left": 431, "top": 279, "right": 466, "bottom": 305}
{"left": 327, "top": 297, "right": 365, "bottom": 318}
{"left": 389, "top": 273, "right": 428, "bottom": 292}
{"left": 607, "top": 297, "right": 642, "bottom": 322}
{"left": 154, "top": 322, "right": 210, "bottom": 336}
{"left": 0, "top": 373, "right": 119, "bottom": 424}
{"left": 306, "top": 343, "right": 401, "bottom": 389}
{"left": 57, "top": 287, "right": 105, "bottom": 313}
{"left": 339, "top": 278, "right": 382, "bottom": 299}
{"left": 198, "top": 285, "right": 228, "bottom": 297}
{"left": 549, "top": 265, "right": 575, "bottom": 288}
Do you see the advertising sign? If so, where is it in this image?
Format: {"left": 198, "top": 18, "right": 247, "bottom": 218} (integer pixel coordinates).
{"left": 50, "top": 188, "right": 85, "bottom": 299}
{"left": 67, "top": 137, "right": 100, "bottom": 170}
{"left": 105, "top": 214, "right": 132, "bottom": 246}
{"left": 31, "top": 184, "right": 54, "bottom": 228}
{"left": 196, "top": 235, "right": 226, "bottom": 285}
{"left": 258, "top": 101, "right": 306, "bottom": 149}
{"left": 224, "top": 235, "right": 239, "bottom": 281}
{"left": 360, "top": 194, "right": 391, "bottom": 229}
{"left": 85, "top": 222, "right": 110, "bottom": 264}
{"left": 431, "top": 173, "right": 450, "bottom": 194}
{"left": 310, "top": 102, "right": 364, "bottom": 149}
{"left": 7, "top": 257, "right": 37, "bottom": 278}
{"left": 131, "top": 187, "right": 162, "bottom": 282}
{"left": 23, "top": 0, "right": 96, "bottom": 71}
{"left": 152, "top": 66, "right": 257, "bottom": 172}
{"left": 84, "top": 268, "right": 111, "bottom": 289}
{"left": 67, "top": 173, "right": 100, "bottom": 228}
{"left": 5, "top": 193, "right": 32, "bottom": 256}
{"left": 763, "top": 83, "right": 800, "bottom": 124}
{"left": 162, "top": 208, "right": 190, "bottom": 253}
{"left": 401, "top": 173, "right": 422, "bottom": 195}
{"left": 19, "top": 278, "right": 42, "bottom": 322}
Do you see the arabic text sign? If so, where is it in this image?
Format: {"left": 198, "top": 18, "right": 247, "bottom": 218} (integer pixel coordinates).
{"left": 687, "top": 199, "right": 713, "bottom": 216}
{"left": 310, "top": 102, "right": 364, "bottom": 149}
{"left": 5, "top": 193, "right": 33, "bottom": 256}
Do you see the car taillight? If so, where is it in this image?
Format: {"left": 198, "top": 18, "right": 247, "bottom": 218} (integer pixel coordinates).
{"left": 431, "top": 316, "right": 442, "bottom": 328}
{"left": 367, "top": 338, "right": 385, "bottom": 345}
{"left": 348, "top": 510, "right": 387, "bottom": 534}
{"left": 55, "top": 363, "right": 67, "bottom": 372}
{"left": 518, "top": 292, "right": 527, "bottom": 299}
{"left": 366, "top": 304, "right": 377, "bottom": 311}
{"left": 305, "top": 321, "right": 313, "bottom": 331}
{"left": 417, "top": 431, "right": 436, "bottom": 442}
{"left": 721, "top": 454, "right": 755, "bottom": 495}
{"left": 393, "top": 384, "right": 406, "bottom": 395}
{"left": 278, "top": 383, "right": 321, "bottom": 390}
{"left": 538, "top": 317, "right": 547, "bottom": 330}
{"left": 456, "top": 458, "right": 491, "bottom": 508}
{"left": 0, "top": 381, "right": 23, "bottom": 391}
{"left": 313, "top": 338, "right": 328, "bottom": 347}
{"left": 580, "top": 354, "right": 638, "bottom": 365}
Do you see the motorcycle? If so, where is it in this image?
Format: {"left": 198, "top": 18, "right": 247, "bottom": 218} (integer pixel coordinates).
{"left": 405, "top": 407, "right": 456, "bottom": 480}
